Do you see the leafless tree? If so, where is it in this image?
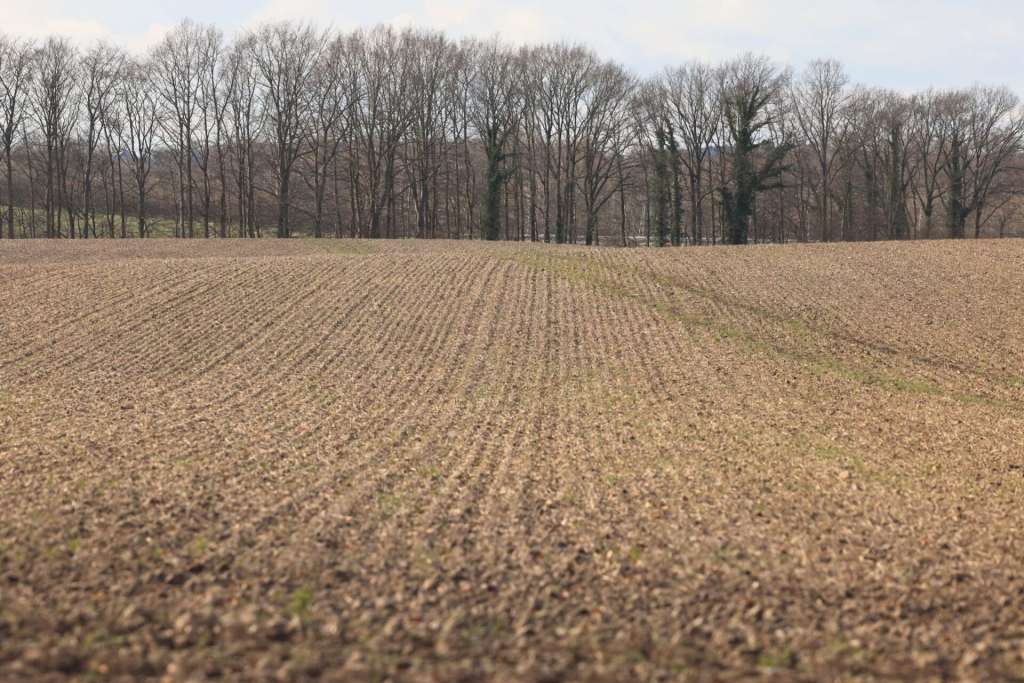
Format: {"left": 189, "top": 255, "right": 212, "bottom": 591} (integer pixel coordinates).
{"left": 531, "top": 44, "right": 599, "bottom": 243}
{"left": 633, "top": 79, "right": 673, "bottom": 246}
{"left": 296, "top": 32, "right": 357, "bottom": 238}
{"left": 152, "top": 20, "right": 207, "bottom": 237}
{"left": 790, "top": 59, "right": 848, "bottom": 242}
{"left": 877, "top": 92, "right": 915, "bottom": 240}
{"left": 30, "top": 37, "right": 79, "bottom": 238}
{"left": 79, "top": 43, "right": 123, "bottom": 238}
{"left": 663, "top": 61, "right": 721, "bottom": 244}
{"left": 842, "top": 89, "right": 915, "bottom": 241}
{"left": 349, "top": 26, "right": 415, "bottom": 238}
{"left": 908, "top": 90, "right": 950, "bottom": 239}
{"left": 225, "top": 35, "right": 262, "bottom": 237}
{"left": 406, "top": 30, "right": 455, "bottom": 239}
{"left": 441, "top": 44, "right": 476, "bottom": 239}
{"left": 202, "top": 28, "right": 234, "bottom": 239}
{"left": 579, "top": 59, "right": 634, "bottom": 245}
{"left": 0, "top": 35, "right": 33, "bottom": 238}
{"left": 941, "top": 87, "right": 1024, "bottom": 238}
{"left": 118, "top": 57, "right": 160, "bottom": 237}
{"left": 194, "top": 25, "right": 226, "bottom": 238}
{"left": 248, "top": 22, "right": 328, "bottom": 238}
{"left": 522, "top": 45, "right": 557, "bottom": 242}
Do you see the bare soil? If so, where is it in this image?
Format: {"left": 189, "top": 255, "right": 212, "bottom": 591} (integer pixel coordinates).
{"left": 2, "top": 239, "right": 1024, "bottom": 682}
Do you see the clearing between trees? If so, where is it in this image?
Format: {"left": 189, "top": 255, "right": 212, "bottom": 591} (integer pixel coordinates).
{"left": 2, "top": 239, "right": 1023, "bottom": 681}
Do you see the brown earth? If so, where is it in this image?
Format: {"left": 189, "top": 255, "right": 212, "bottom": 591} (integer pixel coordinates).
{"left": 1, "top": 238, "right": 1024, "bottom": 682}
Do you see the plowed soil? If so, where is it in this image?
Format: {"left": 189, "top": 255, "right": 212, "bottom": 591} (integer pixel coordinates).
{"left": 2, "top": 239, "right": 1024, "bottom": 682}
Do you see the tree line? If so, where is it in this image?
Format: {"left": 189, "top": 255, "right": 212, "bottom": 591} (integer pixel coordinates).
{"left": 1, "top": 21, "right": 1023, "bottom": 244}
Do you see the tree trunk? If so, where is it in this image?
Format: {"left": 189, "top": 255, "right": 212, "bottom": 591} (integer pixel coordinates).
{"left": 483, "top": 148, "right": 503, "bottom": 241}
{"left": 5, "top": 148, "right": 13, "bottom": 239}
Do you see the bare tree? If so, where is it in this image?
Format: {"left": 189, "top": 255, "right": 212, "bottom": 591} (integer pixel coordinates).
{"left": 406, "top": 30, "right": 454, "bottom": 239}
{"left": 298, "top": 33, "right": 357, "bottom": 238}
{"left": 908, "top": 90, "right": 950, "bottom": 239}
{"left": 152, "top": 20, "right": 207, "bottom": 237}
{"left": 941, "top": 87, "right": 1024, "bottom": 238}
{"left": 79, "top": 43, "right": 123, "bottom": 238}
{"left": 0, "top": 35, "right": 33, "bottom": 238}
{"left": 350, "top": 26, "right": 415, "bottom": 239}
{"left": 633, "top": 80, "right": 673, "bottom": 246}
{"left": 843, "top": 89, "right": 915, "bottom": 241}
{"left": 441, "top": 44, "right": 476, "bottom": 240}
{"left": 877, "top": 92, "right": 915, "bottom": 240}
{"left": 579, "top": 59, "right": 634, "bottom": 245}
{"left": 118, "top": 57, "right": 160, "bottom": 237}
{"left": 202, "top": 27, "right": 233, "bottom": 239}
{"left": 663, "top": 61, "right": 721, "bottom": 244}
{"left": 100, "top": 78, "right": 128, "bottom": 237}
{"left": 522, "top": 45, "right": 558, "bottom": 242}
{"left": 530, "top": 44, "right": 599, "bottom": 244}
{"left": 249, "top": 22, "right": 327, "bottom": 238}
{"left": 526, "top": 44, "right": 587, "bottom": 243}
{"left": 30, "top": 37, "right": 79, "bottom": 238}
{"left": 790, "top": 59, "right": 848, "bottom": 242}
{"left": 194, "top": 25, "right": 226, "bottom": 238}
{"left": 225, "top": 35, "right": 262, "bottom": 237}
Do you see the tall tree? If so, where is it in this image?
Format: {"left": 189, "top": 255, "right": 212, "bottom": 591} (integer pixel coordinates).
{"left": 407, "top": 30, "right": 454, "bottom": 239}
{"left": 30, "top": 37, "right": 79, "bottom": 238}
{"left": 299, "top": 33, "right": 356, "bottom": 238}
{"left": 941, "top": 87, "right": 1024, "bottom": 238}
{"left": 579, "top": 60, "right": 634, "bottom": 245}
{"left": 249, "top": 22, "right": 327, "bottom": 238}
{"left": 0, "top": 35, "right": 33, "bottom": 239}
{"left": 79, "top": 43, "right": 123, "bottom": 239}
{"left": 194, "top": 25, "right": 226, "bottom": 239}
{"left": 663, "top": 61, "right": 721, "bottom": 245}
{"left": 349, "top": 26, "right": 414, "bottom": 239}
{"left": 790, "top": 59, "right": 848, "bottom": 242}
{"left": 908, "top": 90, "right": 950, "bottom": 239}
{"left": 468, "top": 39, "right": 520, "bottom": 241}
{"left": 225, "top": 35, "right": 262, "bottom": 237}
{"left": 719, "top": 54, "right": 792, "bottom": 245}
{"left": 152, "top": 20, "right": 206, "bottom": 237}
{"left": 118, "top": 57, "right": 160, "bottom": 237}
{"left": 633, "top": 80, "right": 672, "bottom": 246}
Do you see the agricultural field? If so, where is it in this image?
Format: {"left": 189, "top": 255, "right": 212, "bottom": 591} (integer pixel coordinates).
{"left": 2, "top": 238, "right": 1024, "bottom": 682}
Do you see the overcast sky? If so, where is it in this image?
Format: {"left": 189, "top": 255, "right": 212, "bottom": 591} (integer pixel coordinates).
{"left": 2, "top": 0, "right": 1022, "bottom": 92}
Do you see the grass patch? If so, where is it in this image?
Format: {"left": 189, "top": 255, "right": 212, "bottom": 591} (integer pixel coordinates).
{"left": 757, "top": 648, "right": 798, "bottom": 671}
{"left": 190, "top": 536, "right": 210, "bottom": 556}
{"left": 287, "top": 586, "right": 314, "bottom": 618}
{"left": 508, "top": 250, "right": 1007, "bottom": 407}
{"left": 376, "top": 493, "right": 403, "bottom": 518}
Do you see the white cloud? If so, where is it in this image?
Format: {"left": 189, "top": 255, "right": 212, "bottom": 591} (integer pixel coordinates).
{"left": 3, "top": 0, "right": 1024, "bottom": 92}
{"left": 0, "top": 0, "right": 170, "bottom": 53}
{"left": 389, "top": 12, "right": 418, "bottom": 29}
{"left": 423, "top": 0, "right": 481, "bottom": 28}
{"left": 244, "top": 0, "right": 331, "bottom": 27}
{"left": 0, "top": 0, "right": 103, "bottom": 43}
{"left": 122, "top": 23, "right": 173, "bottom": 53}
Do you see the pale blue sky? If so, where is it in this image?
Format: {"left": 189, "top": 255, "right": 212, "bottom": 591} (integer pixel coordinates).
{"left": 2, "top": 0, "right": 1022, "bottom": 92}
